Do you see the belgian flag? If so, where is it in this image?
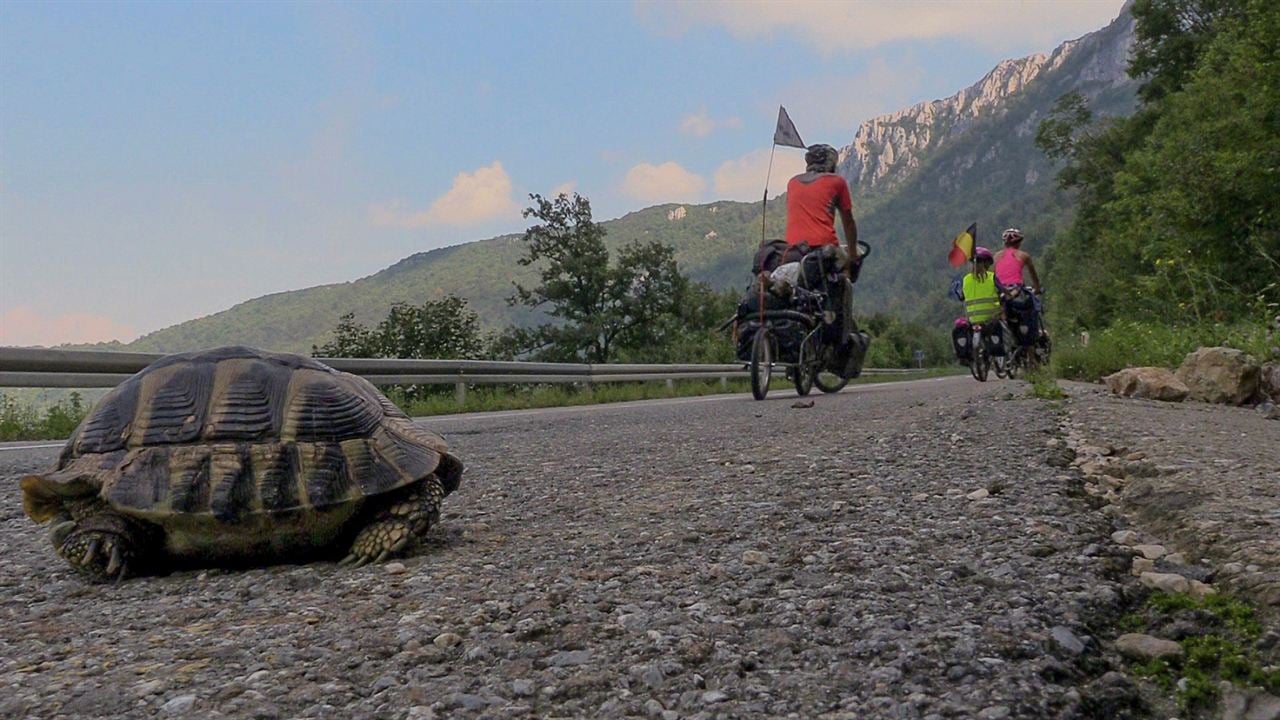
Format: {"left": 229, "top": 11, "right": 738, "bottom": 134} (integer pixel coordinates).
{"left": 948, "top": 223, "right": 977, "bottom": 267}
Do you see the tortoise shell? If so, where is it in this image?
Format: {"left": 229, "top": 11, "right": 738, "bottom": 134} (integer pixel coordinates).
{"left": 22, "top": 346, "right": 462, "bottom": 525}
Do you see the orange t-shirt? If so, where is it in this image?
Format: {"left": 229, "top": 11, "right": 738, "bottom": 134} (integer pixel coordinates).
{"left": 784, "top": 172, "right": 852, "bottom": 247}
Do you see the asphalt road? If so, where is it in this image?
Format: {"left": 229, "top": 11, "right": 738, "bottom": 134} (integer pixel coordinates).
{"left": 1, "top": 376, "right": 1137, "bottom": 719}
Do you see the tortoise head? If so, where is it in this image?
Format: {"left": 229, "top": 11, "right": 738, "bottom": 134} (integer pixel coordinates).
{"left": 20, "top": 469, "right": 97, "bottom": 523}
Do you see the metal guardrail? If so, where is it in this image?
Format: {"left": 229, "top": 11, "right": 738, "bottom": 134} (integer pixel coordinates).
{"left": 0, "top": 347, "right": 923, "bottom": 402}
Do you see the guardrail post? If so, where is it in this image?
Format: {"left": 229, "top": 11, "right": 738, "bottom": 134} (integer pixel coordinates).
{"left": 665, "top": 378, "right": 674, "bottom": 392}
{"left": 454, "top": 378, "right": 466, "bottom": 405}
{"left": 719, "top": 375, "right": 728, "bottom": 390}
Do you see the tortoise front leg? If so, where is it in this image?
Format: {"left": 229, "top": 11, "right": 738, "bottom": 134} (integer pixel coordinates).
{"left": 341, "top": 475, "right": 445, "bottom": 568}
{"left": 57, "top": 510, "right": 146, "bottom": 583}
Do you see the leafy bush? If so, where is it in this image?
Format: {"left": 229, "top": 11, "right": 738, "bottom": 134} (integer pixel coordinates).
{"left": 0, "top": 392, "right": 87, "bottom": 441}
{"left": 313, "top": 295, "right": 487, "bottom": 360}
{"left": 861, "top": 313, "right": 953, "bottom": 368}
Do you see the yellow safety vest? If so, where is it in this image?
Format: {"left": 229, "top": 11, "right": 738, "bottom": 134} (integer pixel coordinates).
{"left": 962, "top": 272, "right": 1000, "bottom": 323}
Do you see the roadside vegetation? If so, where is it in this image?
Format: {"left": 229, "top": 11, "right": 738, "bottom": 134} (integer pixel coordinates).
{"left": 1120, "top": 591, "right": 1279, "bottom": 715}
{"left": 1037, "top": 0, "right": 1279, "bottom": 379}
{"left": 0, "top": 392, "right": 87, "bottom": 442}
{"left": 1024, "top": 368, "right": 1067, "bottom": 400}
{"left": 1051, "top": 319, "right": 1275, "bottom": 379}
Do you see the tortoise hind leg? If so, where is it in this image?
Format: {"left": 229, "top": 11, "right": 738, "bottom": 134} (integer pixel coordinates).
{"left": 57, "top": 510, "right": 148, "bottom": 583}
{"left": 342, "top": 476, "right": 445, "bottom": 568}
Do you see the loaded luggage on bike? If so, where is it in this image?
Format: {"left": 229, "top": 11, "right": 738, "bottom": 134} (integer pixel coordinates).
{"left": 730, "top": 239, "right": 872, "bottom": 400}
{"left": 998, "top": 284, "right": 1052, "bottom": 374}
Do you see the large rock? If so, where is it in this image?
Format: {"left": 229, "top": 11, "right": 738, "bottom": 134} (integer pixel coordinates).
{"left": 1176, "top": 347, "right": 1260, "bottom": 405}
{"left": 1259, "top": 363, "right": 1280, "bottom": 403}
{"left": 1103, "top": 367, "right": 1189, "bottom": 402}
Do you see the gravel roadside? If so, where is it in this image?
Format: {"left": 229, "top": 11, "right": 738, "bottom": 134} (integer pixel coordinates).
{"left": 1, "top": 376, "right": 1136, "bottom": 719}
{"left": 1062, "top": 381, "right": 1280, "bottom": 613}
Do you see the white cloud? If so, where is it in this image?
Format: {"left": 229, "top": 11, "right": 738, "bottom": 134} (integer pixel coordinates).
{"left": 549, "top": 181, "right": 577, "bottom": 198}
{"left": 370, "top": 161, "right": 520, "bottom": 228}
{"left": 0, "top": 305, "right": 138, "bottom": 347}
{"left": 680, "top": 108, "right": 744, "bottom": 138}
{"left": 713, "top": 148, "right": 808, "bottom": 201}
{"left": 681, "top": 110, "right": 716, "bottom": 138}
{"left": 635, "top": 0, "right": 1127, "bottom": 54}
{"left": 621, "top": 162, "right": 707, "bottom": 203}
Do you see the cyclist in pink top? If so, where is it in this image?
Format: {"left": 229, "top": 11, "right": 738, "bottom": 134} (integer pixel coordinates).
{"left": 994, "top": 228, "right": 1041, "bottom": 294}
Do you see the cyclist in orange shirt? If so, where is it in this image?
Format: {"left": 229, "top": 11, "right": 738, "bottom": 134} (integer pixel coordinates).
{"left": 783, "top": 144, "right": 861, "bottom": 342}
{"left": 785, "top": 144, "right": 858, "bottom": 270}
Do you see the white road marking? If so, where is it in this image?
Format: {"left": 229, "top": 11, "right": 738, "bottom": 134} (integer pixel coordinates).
{"left": 0, "top": 442, "right": 64, "bottom": 452}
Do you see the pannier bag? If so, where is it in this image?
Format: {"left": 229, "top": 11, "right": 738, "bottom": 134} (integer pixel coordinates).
{"left": 982, "top": 323, "right": 1007, "bottom": 356}
{"left": 1003, "top": 291, "right": 1038, "bottom": 345}
{"left": 829, "top": 330, "right": 871, "bottom": 379}
{"left": 735, "top": 320, "right": 759, "bottom": 362}
{"left": 952, "top": 318, "right": 972, "bottom": 362}
{"left": 735, "top": 318, "right": 808, "bottom": 364}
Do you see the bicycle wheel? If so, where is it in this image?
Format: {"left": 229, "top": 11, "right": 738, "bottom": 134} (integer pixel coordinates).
{"left": 1035, "top": 334, "right": 1052, "bottom": 367}
{"left": 970, "top": 340, "right": 989, "bottom": 382}
{"left": 814, "top": 372, "right": 848, "bottom": 394}
{"left": 750, "top": 328, "right": 772, "bottom": 400}
{"left": 1007, "top": 348, "right": 1022, "bottom": 379}
{"left": 793, "top": 363, "right": 814, "bottom": 396}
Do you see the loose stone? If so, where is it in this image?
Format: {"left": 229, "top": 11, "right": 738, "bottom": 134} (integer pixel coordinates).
{"left": 1139, "top": 571, "right": 1191, "bottom": 594}
{"left": 433, "top": 633, "right": 463, "bottom": 648}
{"left": 1132, "top": 544, "right": 1166, "bottom": 560}
{"left": 1115, "top": 633, "right": 1183, "bottom": 661}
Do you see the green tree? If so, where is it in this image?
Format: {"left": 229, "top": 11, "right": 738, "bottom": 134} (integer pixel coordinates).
{"left": 1037, "top": 0, "right": 1276, "bottom": 332}
{"left": 313, "top": 296, "right": 486, "bottom": 360}
{"left": 506, "top": 193, "right": 689, "bottom": 363}
{"left": 1095, "top": 0, "right": 1280, "bottom": 322}
{"left": 616, "top": 283, "right": 739, "bottom": 363}
{"left": 1129, "top": 0, "right": 1247, "bottom": 103}
{"left": 1034, "top": 91, "right": 1093, "bottom": 162}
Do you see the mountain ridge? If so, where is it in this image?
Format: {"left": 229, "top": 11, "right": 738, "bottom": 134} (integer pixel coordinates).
{"left": 838, "top": 8, "right": 1135, "bottom": 197}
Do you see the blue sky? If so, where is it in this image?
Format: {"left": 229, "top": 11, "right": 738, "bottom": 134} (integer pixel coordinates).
{"left": 0, "top": 0, "right": 1125, "bottom": 346}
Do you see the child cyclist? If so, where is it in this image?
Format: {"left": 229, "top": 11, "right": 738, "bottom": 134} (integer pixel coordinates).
{"left": 951, "top": 247, "right": 1004, "bottom": 363}
{"left": 963, "top": 248, "right": 1001, "bottom": 324}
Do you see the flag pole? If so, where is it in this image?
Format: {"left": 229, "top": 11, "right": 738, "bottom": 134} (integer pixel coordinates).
{"left": 761, "top": 143, "right": 777, "bottom": 246}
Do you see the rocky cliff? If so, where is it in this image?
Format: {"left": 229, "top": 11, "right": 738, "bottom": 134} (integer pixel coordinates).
{"left": 838, "top": 7, "right": 1137, "bottom": 197}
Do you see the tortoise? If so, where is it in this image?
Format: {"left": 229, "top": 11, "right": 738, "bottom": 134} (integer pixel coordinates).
{"left": 20, "top": 346, "right": 463, "bottom": 582}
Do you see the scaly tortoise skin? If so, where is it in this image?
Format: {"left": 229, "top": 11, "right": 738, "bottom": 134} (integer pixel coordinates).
{"left": 20, "top": 346, "right": 463, "bottom": 582}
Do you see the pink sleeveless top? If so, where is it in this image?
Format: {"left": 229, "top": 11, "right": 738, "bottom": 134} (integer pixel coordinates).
{"left": 995, "top": 251, "right": 1025, "bottom": 287}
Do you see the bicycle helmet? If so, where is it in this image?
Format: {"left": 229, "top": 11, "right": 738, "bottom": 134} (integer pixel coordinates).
{"left": 804, "top": 144, "right": 839, "bottom": 173}
{"left": 1002, "top": 228, "right": 1024, "bottom": 246}
{"left": 974, "top": 246, "right": 994, "bottom": 263}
